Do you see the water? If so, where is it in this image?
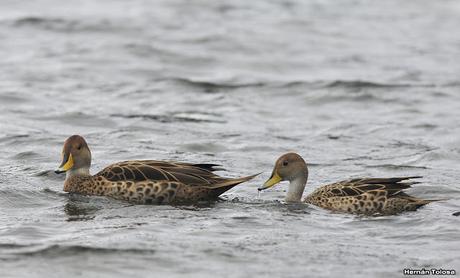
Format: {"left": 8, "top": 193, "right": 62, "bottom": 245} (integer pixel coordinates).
{"left": 1, "top": 0, "right": 460, "bottom": 277}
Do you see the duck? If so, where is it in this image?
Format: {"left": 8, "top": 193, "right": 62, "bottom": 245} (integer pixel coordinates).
{"left": 258, "top": 152, "right": 437, "bottom": 215}
{"left": 55, "top": 135, "right": 258, "bottom": 204}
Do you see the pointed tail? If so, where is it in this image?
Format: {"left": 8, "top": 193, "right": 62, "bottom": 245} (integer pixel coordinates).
{"left": 412, "top": 198, "right": 447, "bottom": 209}
{"left": 209, "top": 172, "right": 261, "bottom": 197}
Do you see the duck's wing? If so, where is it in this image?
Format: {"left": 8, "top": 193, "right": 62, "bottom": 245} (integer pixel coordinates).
{"left": 95, "top": 160, "right": 255, "bottom": 188}
{"left": 306, "top": 176, "right": 428, "bottom": 214}
{"left": 321, "top": 176, "right": 422, "bottom": 197}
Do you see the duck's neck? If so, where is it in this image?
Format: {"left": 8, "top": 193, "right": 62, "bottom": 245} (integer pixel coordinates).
{"left": 285, "top": 176, "right": 307, "bottom": 203}
{"left": 66, "top": 168, "right": 90, "bottom": 179}
{"left": 64, "top": 167, "right": 95, "bottom": 194}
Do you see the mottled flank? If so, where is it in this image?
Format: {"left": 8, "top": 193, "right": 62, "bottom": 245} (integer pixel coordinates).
{"left": 59, "top": 135, "right": 258, "bottom": 204}
{"left": 304, "top": 177, "right": 434, "bottom": 215}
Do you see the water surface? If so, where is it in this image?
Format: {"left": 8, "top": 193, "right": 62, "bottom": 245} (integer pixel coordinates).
{"left": 1, "top": 0, "right": 460, "bottom": 277}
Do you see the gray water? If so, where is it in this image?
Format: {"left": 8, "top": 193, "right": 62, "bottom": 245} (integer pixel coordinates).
{"left": 1, "top": 0, "right": 460, "bottom": 277}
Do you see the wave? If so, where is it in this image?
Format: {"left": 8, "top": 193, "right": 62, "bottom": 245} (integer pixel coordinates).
{"left": 111, "top": 112, "right": 226, "bottom": 124}
{"left": 1, "top": 244, "right": 156, "bottom": 259}
{"left": 10, "top": 151, "right": 41, "bottom": 160}
{"left": 147, "top": 78, "right": 443, "bottom": 93}
{"left": 12, "top": 16, "right": 68, "bottom": 26}
{"left": 0, "top": 134, "right": 30, "bottom": 144}
{"left": 364, "top": 164, "right": 429, "bottom": 170}
{"left": 9, "top": 16, "right": 135, "bottom": 34}
{"left": 282, "top": 80, "right": 439, "bottom": 90}
{"left": 323, "top": 80, "right": 414, "bottom": 89}
{"left": 163, "top": 77, "right": 265, "bottom": 91}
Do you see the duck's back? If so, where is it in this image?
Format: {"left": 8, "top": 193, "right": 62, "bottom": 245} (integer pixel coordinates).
{"left": 96, "top": 160, "right": 225, "bottom": 185}
{"left": 93, "top": 160, "right": 256, "bottom": 204}
{"left": 304, "top": 176, "right": 432, "bottom": 215}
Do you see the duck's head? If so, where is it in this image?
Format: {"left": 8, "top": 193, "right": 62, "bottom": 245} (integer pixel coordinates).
{"left": 258, "top": 153, "right": 309, "bottom": 202}
{"left": 55, "top": 135, "right": 91, "bottom": 175}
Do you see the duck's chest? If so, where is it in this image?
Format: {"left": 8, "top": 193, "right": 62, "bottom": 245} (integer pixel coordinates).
{"left": 64, "top": 176, "right": 106, "bottom": 195}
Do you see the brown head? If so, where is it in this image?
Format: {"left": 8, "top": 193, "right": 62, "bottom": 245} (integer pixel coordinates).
{"left": 259, "top": 152, "right": 308, "bottom": 192}
{"left": 55, "top": 135, "right": 92, "bottom": 175}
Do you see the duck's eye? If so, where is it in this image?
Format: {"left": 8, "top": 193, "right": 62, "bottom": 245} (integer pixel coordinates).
{"left": 282, "top": 160, "right": 289, "bottom": 166}
{"left": 77, "top": 145, "right": 82, "bottom": 150}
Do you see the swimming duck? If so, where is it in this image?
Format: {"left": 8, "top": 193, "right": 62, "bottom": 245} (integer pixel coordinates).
{"left": 259, "top": 152, "right": 436, "bottom": 215}
{"left": 55, "top": 135, "right": 258, "bottom": 204}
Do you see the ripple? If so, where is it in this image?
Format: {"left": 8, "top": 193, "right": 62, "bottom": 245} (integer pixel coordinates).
{"left": 10, "top": 16, "right": 137, "bottom": 34}
{"left": 10, "top": 151, "right": 41, "bottom": 160}
{"left": 34, "top": 170, "right": 63, "bottom": 180}
{"left": 323, "top": 80, "right": 414, "bottom": 89}
{"left": 32, "top": 112, "right": 116, "bottom": 127}
{"left": 8, "top": 244, "right": 156, "bottom": 258}
{"left": 12, "top": 16, "right": 69, "bottom": 27}
{"left": 179, "top": 142, "right": 228, "bottom": 153}
{"left": 166, "top": 77, "right": 265, "bottom": 92}
{"left": 0, "top": 92, "right": 30, "bottom": 104}
{"left": 1, "top": 0, "right": 460, "bottom": 277}
{"left": 111, "top": 112, "right": 226, "bottom": 123}
{"left": 0, "top": 188, "right": 63, "bottom": 209}
{"left": 0, "top": 134, "right": 29, "bottom": 144}
{"left": 364, "top": 164, "right": 429, "bottom": 170}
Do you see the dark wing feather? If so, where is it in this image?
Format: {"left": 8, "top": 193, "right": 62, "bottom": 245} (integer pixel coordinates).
{"left": 96, "top": 160, "right": 228, "bottom": 186}
{"left": 186, "top": 163, "right": 223, "bottom": 172}
{"left": 347, "top": 176, "right": 422, "bottom": 185}
{"left": 326, "top": 176, "right": 422, "bottom": 197}
{"left": 143, "top": 161, "right": 222, "bottom": 172}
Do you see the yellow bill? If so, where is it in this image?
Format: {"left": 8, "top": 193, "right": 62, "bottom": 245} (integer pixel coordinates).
{"left": 55, "top": 153, "right": 74, "bottom": 174}
{"left": 258, "top": 172, "right": 282, "bottom": 191}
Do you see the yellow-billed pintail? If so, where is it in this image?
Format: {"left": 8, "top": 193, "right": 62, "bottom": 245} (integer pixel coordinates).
{"left": 259, "top": 152, "right": 438, "bottom": 215}
{"left": 55, "top": 135, "right": 258, "bottom": 204}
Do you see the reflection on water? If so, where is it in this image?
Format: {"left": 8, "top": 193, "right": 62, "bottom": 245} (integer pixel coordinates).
{"left": 64, "top": 202, "right": 98, "bottom": 222}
